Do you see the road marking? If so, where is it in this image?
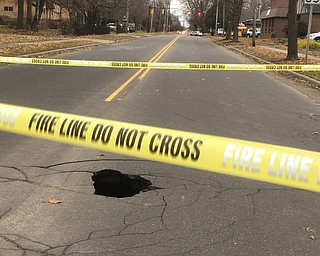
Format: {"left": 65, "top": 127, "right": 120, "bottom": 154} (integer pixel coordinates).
{"left": 138, "top": 36, "right": 180, "bottom": 80}
{"left": 105, "top": 36, "right": 180, "bottom": 102}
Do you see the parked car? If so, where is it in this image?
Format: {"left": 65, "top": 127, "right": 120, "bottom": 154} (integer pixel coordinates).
{"left": 246, "top": 28, "right": 261, "bottom": 38}
{"left": 107, "top": 23, "right": 117, "bottom": 32}
{"left": 217, "top": 28, "right": 225, "bottom": 36}
{"left": 306, "top": 32, "right": 320, "bottom": 43}
{"left": 190, "top": 30, "right": 203, "bottom": 36}
{"left": 127, "top": 23, "right": 136, "bottom": 32}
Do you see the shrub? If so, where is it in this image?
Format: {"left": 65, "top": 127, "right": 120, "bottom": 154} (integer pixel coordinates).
{"left": 298, "top": 38, "right": 320, "bottom": 49}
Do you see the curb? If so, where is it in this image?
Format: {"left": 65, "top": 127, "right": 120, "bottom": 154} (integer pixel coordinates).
{"left": 224, "top": 44, "right": 320, "bottom": 87}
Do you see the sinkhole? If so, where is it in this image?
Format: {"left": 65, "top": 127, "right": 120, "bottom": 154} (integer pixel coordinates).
{"left": 92, "top": 169, "right": 154, "bottom": 198}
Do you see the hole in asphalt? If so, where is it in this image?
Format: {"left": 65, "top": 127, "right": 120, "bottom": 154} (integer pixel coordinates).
{"left": 92, "top": 169, "right": 155, "bottom": 198}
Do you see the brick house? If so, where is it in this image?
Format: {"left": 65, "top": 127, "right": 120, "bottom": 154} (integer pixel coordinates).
{"left": 260, "top": 0, "right": 320, "bottom": 38}
{"left": 0, "top": 0, "right": 67, "bottom": 27}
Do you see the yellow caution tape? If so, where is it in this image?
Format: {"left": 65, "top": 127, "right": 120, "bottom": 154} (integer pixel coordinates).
{"left": 1, "top": 56, "right": 320, "bottom": 71}
{"left": 1, "top": 103, "right": 320, "bottom": 192}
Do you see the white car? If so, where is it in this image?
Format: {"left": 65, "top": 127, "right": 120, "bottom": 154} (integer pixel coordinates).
{"left": 190, "top": 30, "right": 203, "bottom": 36}
{"left": 107, "top": 23, "right": 117, "bottom": 31}
{"left": 217, "top": 28, "right": 224, "bottom": 35}
{"left": 306, "top": 32, "right": 320, "bottom": 43}
{"left": 246, "top": 28, "right": 261, "bottom": 38}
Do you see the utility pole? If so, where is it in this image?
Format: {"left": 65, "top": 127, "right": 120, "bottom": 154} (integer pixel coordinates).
{"left": 163, "top": 5, "right": 166, "bottom": 31}
{"left": 214, "top": 0, "right": 219, "bottom": 35}
{"left": 252, "top": 0, "right": 257, "bottom": 47}
{"left": 304, "top": 0, "right": 319, "bottom": 64}
{"left": 126, "top": 0, "right": 130, "bottom": 33}
{"left": 223, "top": 0, "right": 225, "bottom": 33}
{"left": 166, "top": 0, "right": 170, "bottom": 32}
{"left": 149, "top": 1, "right": 155, "bottom": 33}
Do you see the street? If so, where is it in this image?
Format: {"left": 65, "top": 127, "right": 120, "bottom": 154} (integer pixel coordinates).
{"left": 0, "top": 34, "right": 320, "bottom": 255}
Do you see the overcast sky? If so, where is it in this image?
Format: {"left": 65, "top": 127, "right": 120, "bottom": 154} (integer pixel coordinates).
{"left": 170, "top": 0, "right": 188, "bottom": 27}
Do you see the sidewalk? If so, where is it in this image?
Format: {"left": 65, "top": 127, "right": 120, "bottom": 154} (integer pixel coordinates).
{"left": 220, "top": 40, "right": 320, "bottom": 87}
{"left": 259, "top": 45, "right": 320, "bottom": 62}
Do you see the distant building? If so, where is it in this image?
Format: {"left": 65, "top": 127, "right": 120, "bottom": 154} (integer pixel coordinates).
{"left": 260, "top": 0, "right": 320, "bottom": 38}
{"left": 0, "top": 0, "right": 67, "bottom": 28}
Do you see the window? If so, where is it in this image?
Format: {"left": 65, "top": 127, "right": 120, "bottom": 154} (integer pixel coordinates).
{"left": 4, "top": 6, "right": 13, "bottom": 12}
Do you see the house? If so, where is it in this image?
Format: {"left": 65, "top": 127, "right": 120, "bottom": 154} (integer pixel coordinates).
{"left": 240, "top": 8, "right": 262, "bottom": 30}
{"left": 243, "top": 18, "right": 262, "bottom": 29}
{"left": 260, "top": 0, "right": 320, "bottom": 38}
{"left": 0, "top": 0, "right": 67, "bottom": 28}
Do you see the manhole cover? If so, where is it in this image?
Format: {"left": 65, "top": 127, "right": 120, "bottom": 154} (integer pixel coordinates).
{"left": 92, "top": 169, "right": 154, "bottom": 198}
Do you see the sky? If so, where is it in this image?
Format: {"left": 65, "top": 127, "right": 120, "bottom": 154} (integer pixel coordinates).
{"left": 170, "top": 0, "right": 189, "bottom": 27}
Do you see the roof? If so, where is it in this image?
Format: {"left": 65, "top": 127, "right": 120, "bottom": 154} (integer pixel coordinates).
{"left": 260, "top": 8, "right": 288, "bottom": 19}
{"left": 243, "top": 19, "right": 262, "bottom": 25}
{"left": 269, "top": 0, "right": 288, "bottom": 9}
{"left": 240, "top": 8, "right": 254, "bottom": 23}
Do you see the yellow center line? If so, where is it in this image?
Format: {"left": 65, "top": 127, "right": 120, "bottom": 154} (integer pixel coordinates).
{"left": 105, "top": 36, "right": 180, "bottom": 102}
{"left": 138, "top": 36, "right": 180, "bottom": 80}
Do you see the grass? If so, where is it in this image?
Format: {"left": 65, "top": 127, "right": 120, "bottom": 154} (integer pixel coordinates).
{"left": 207, "top": 36, "right": 320, "bottom": 82}
{"left": 0, "top": 40, "right": 99, "bottom": 56}
{"left": 0, "top": 27, "right": 149, "bottom": 57}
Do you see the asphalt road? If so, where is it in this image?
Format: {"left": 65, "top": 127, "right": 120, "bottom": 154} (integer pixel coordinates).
{"left": 0, "top": 34, "right": 320, "bottom": 255}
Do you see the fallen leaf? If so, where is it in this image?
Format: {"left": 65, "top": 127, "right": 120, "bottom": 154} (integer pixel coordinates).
{"left": 304, "top": 227, "right": 316, "bottom": 233}
{"left": 48, "top": 198, "right": 62, "bottom": 204}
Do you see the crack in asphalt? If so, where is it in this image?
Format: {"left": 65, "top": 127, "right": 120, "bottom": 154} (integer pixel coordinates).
{"left": 29, "top": 158, "right": 152, "bottom": 170}
{"left": 0, "top": 208, "right": 11, "bottom": 220}
{"left": 0, "top": 158, "right": 154, "bottom": 195}
{"left": 244, "top": 189, "right": 261, "bottom": 221}
{"left": 0, "top": 158, "right": 301, "bottom": 255}
{"left": 160, "top": 196, "right": 168, "bottom": 229}
{"left": 145, "top": 173, "right": 220, "bottom": 187}
{"left": 118, "top": 197, "right": 168, "bottom": 236}
{"left": 0, "top": 233, "right": 53, "bottom": 255}
{"left": 0, "top": 165, "right": 28, "bottom": 181}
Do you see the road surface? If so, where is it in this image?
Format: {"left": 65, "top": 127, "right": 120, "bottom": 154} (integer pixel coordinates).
{"left": 0, "top": 34, "right": 320, "bottom": 255}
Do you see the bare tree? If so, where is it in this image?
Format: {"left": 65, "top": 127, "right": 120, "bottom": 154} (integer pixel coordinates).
{"left": 129, "top": 0, "right": 149, "bottom": 30}
{"left": 184, "top": 0, "right": 212, "bottom": 31}
{"left": 17, "top": 0, "right": 24, "bottom": 29}
{"left": 31, "top": 0, "right": 46, "bottom": 31}
{"left": 223, "top": 0, "right": 244, "bottom": 41}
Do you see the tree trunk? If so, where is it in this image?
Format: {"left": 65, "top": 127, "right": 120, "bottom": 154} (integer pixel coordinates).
{"left": 31, "top": 0, "right": 46, "bottom": 31}
{"left": 17, "top": 0, "right": 24, "bottom": 29}
{"left": 287, "top": 0, "right": 298, "bottom": 60}
{"left": 232, "top": 0, "right": 244, "bottom": 42}
{"left": 26, "top": 0, "right": 32, "bottom": 31}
